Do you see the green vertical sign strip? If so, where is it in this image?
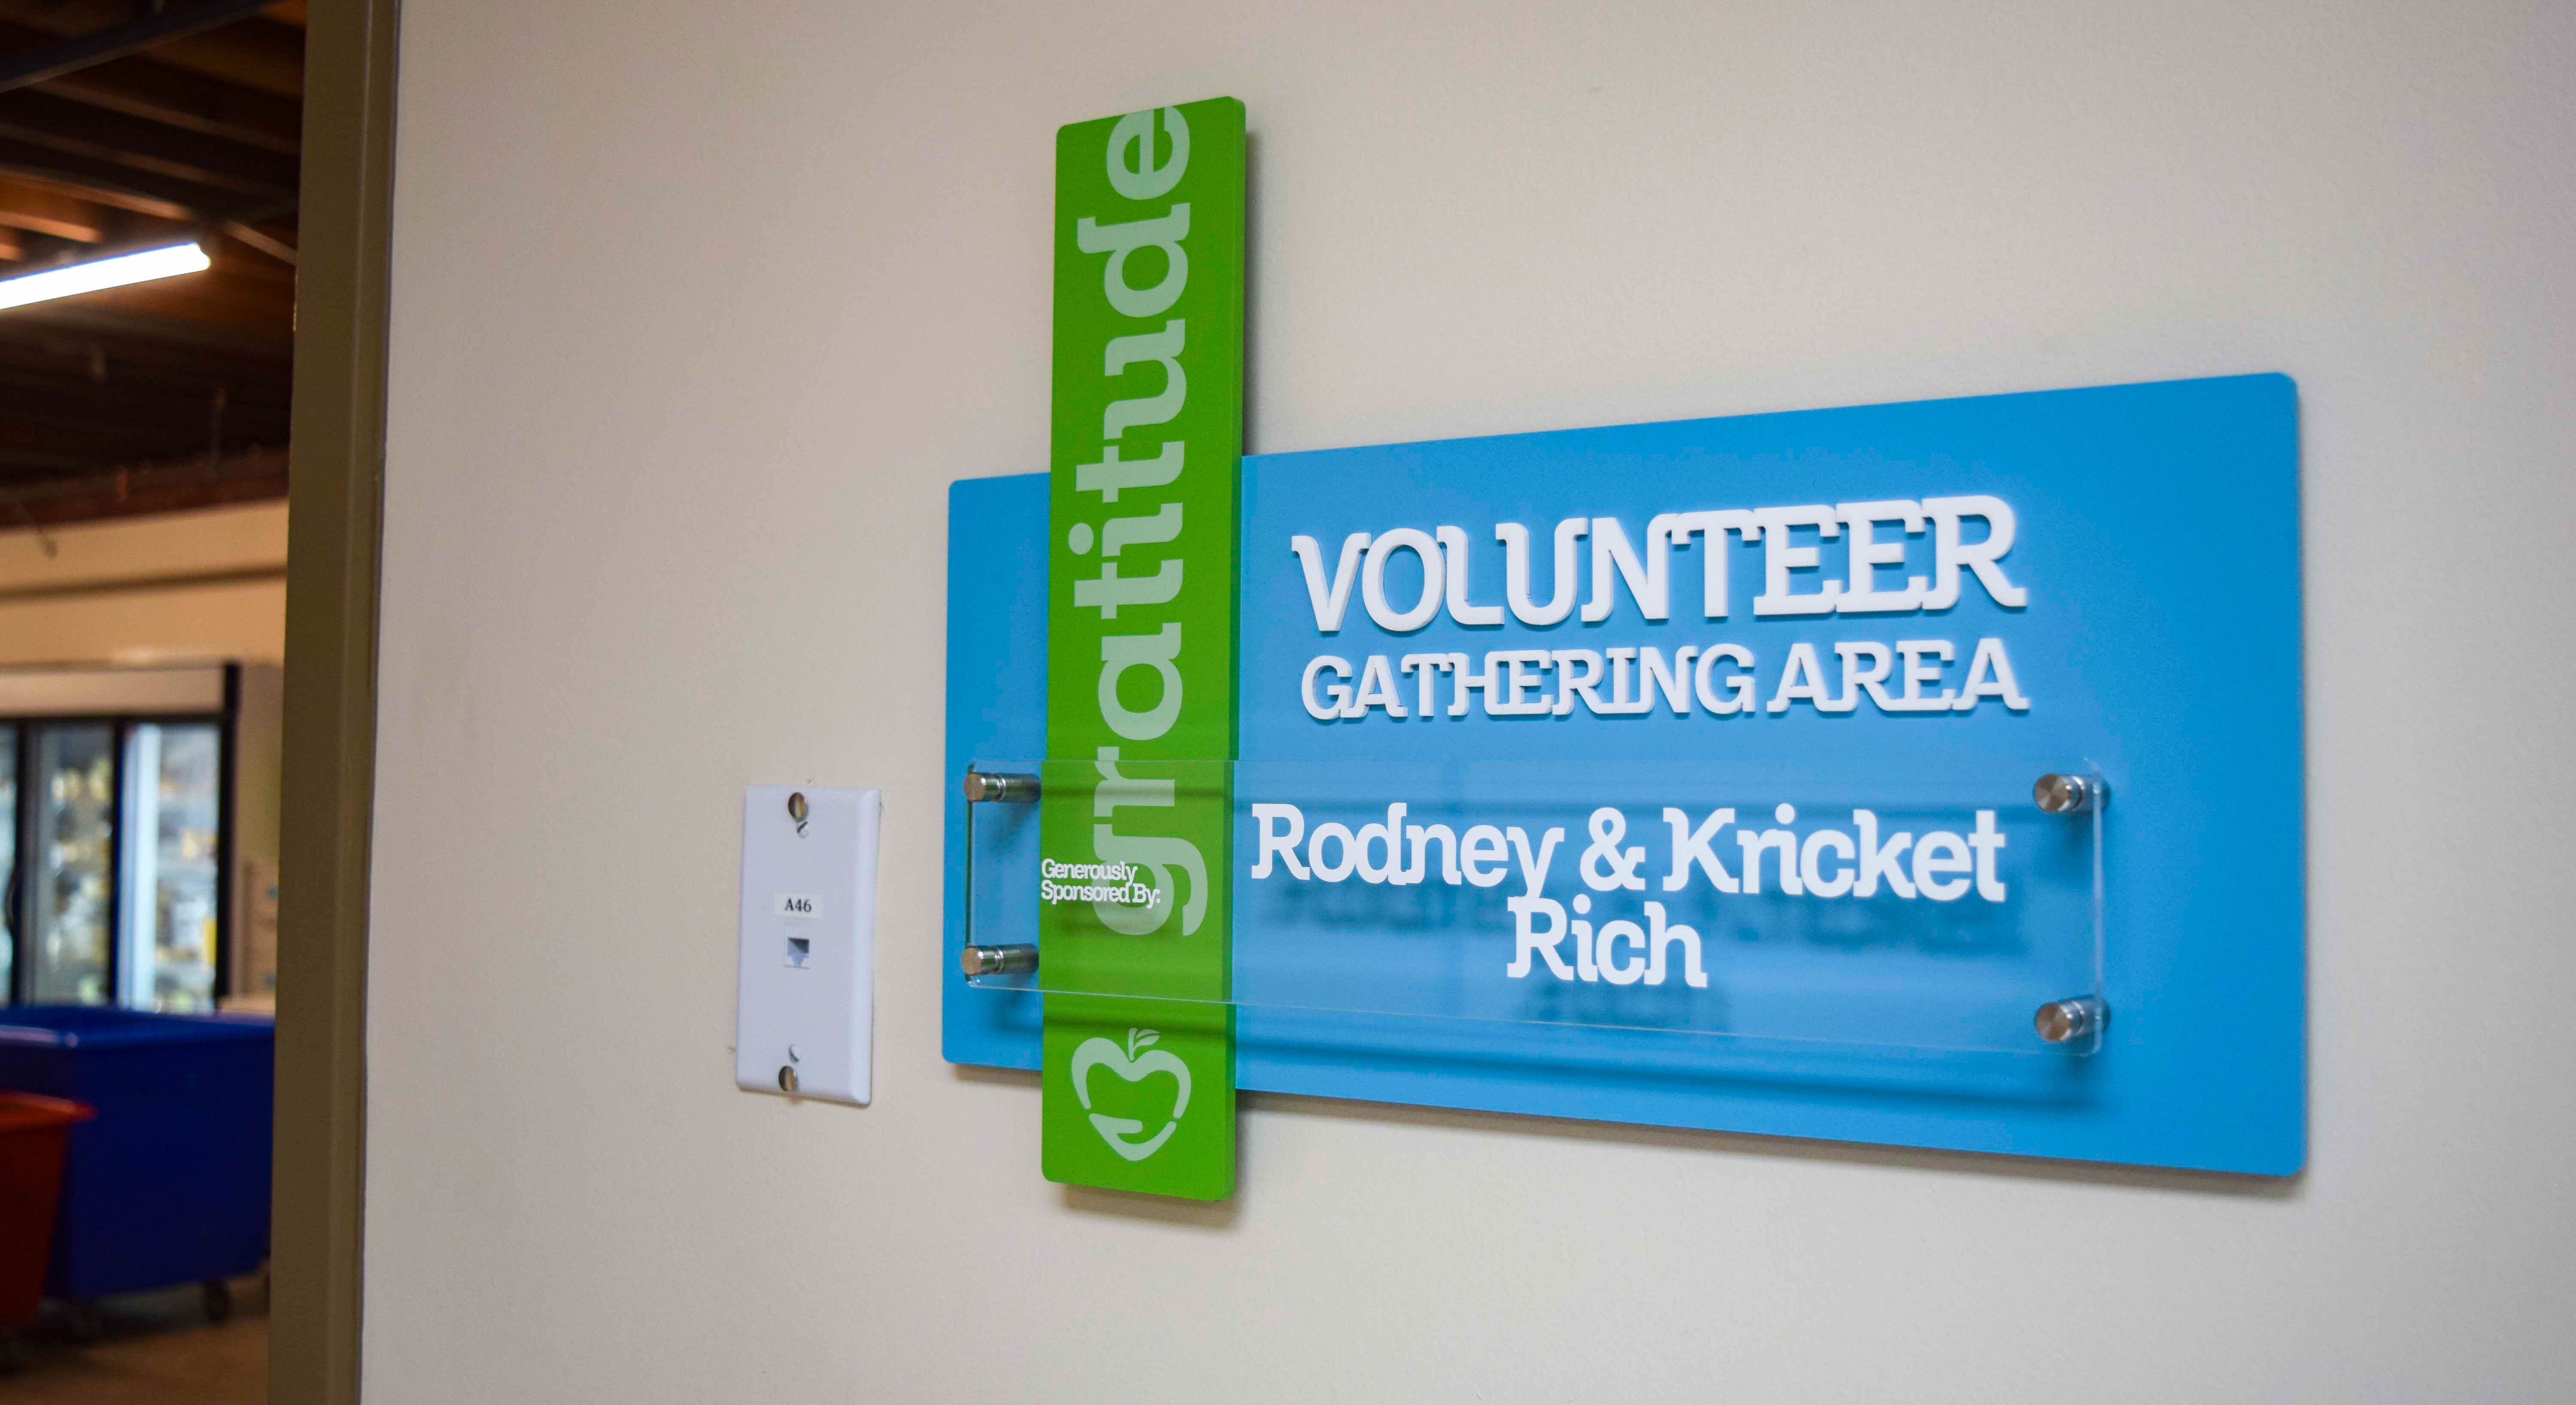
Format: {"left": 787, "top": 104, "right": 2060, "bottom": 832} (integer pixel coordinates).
{"left": 1042, "top": 98, "right": 1244, "bottom": 1200}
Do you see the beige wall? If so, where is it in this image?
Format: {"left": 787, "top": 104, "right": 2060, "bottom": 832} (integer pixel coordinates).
{"left": 369, "top": 3, "right": 2576, "bottom": 1400}
{"left": 0, "top": 502, "right": 287, "bottom": 667}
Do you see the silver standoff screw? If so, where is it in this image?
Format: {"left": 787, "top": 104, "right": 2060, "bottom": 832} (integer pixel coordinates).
{"left": 2033, "top": 772, "right": 2107, "bottom": 815}
{"left": 960, "top": 944, "right": 1039, "bottom": 977}
{"left": 2034, "top": 996, "right": 2108, "bottom": 1045}
{"left": 962, "top": 770, "right": 1041, "bottom": 804}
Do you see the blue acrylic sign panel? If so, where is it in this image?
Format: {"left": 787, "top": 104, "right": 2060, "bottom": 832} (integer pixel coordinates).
{"left": 944, "top": 373, "right": 2303, "bottom": 1175}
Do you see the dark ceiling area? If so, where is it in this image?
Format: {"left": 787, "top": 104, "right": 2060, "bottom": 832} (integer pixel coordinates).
{"left": 0, "top": 0, "right": 301, "bottom": 530}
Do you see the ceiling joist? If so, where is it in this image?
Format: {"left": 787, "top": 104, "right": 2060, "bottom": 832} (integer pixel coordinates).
{"left": 0, "top": 88, "right": 299, "bottom": 193}
{"left": 0, "top": 0, "right": 280, "bottom": 97}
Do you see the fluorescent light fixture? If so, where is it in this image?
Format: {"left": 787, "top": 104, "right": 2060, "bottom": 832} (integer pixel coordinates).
{"left": 0, "top": 242, "right": 211, "bottom": 313}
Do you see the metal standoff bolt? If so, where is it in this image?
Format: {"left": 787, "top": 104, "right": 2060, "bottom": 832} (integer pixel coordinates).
{"left": 960, "top": 944, "right": 1039, "bottom": 977}
{"left": 2034, "top": 996, "right": 2108, "bottom": 1045}
{"left": 962, "top": 769, "right": 1041, "bottom": 804}
{"left": 2033, "top": 772, "right": 2107, "bottom": 815}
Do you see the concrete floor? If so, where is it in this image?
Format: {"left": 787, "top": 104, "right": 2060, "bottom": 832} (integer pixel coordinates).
{"left": 2, "top": 1274, "right": 267, "bottom": 1404}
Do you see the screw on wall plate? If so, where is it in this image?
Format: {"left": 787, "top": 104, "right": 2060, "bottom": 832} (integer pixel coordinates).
{"left": 2035, "top": 996, "right": 2108, "bottom": 1045}
{"left": 960, "top": 944, "right": 1039, "bottom": 977}
{"left": 962, "top": 770, "right": 1041, "bottom": 804}
{"left": 2033, "top": 773, "right": 2107, "bottom": 815}
{"left": 787, "top": 791, "right": 809, "bottom": 836}
{"left": 777, "top": 1065, "right": 800, "bottom": 1093}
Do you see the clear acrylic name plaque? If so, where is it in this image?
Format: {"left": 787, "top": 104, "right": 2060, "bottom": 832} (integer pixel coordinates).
{"left": 963, "top": 757, "right": 2107, "bottom": 1057}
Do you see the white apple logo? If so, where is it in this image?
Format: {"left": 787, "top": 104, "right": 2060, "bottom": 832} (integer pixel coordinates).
{"left": 1069, "top": 1028, "right": 1191, "bottom": 1162}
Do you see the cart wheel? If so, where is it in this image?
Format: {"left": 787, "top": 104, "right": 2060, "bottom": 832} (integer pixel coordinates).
{"left": 66, "top": 1302, "right": 104, "bottom": 1343}
{"left": 203, "top": 1280, "right": 233, "bottom": 1325}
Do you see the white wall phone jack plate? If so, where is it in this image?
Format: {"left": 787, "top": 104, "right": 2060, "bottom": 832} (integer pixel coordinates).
{"left": 736, "top": 786, "right": 879, "bottom": 1105}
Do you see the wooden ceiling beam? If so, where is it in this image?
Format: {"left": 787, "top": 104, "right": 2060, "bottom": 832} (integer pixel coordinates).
{"left": 19, "top": 51, "right": 302, "bottom": 153}
{"left": 0, "top": 408, "right": 281, "bottom": 458}
{"left": 0, "top": 443, "right": 102, "bottom": 474}
{"left": 0, "top": 323, "right": 292, "bottom": 391}
{"left": 2, "top": 301, "right": 290, "bottom": 360}
{"left": 0, "top": 18, "right": 300, "bottom": 146}
{"left": 0, "top": 164, "right": 193, "bottom": 222}
{"left": 0, "top": 360, "right": 288, "bottom": 425}
{"left": 0, "top": 448, "right": 98, "bottom": 476}
{"left": 0, "top": 137, "right": 231, "bottom": 213}
{"left": 0, "top": 1, "right": 278, "bottom": 91}
{"left": 0, "top": 413, "right": 199, "bottom": 462}
{"left": 0, "top": 392, "right": 239, "bottom": 433}
{"left": 0, "top": 3, "right": 302, "bottom": 98}
{"left": 126, "top": 16, "right": 304, "bottom": 100}
{"left": 0, "top": 88, "right": 297, "bottom": 196}
{"left": 0, "top": 301, "right": 291, "bottom": 355}
{"left": 0, "top": 447, "right": 289, "bottom": 528}
{"left": 0, "top": 172, "right": 105, "bottom": 240}
{"left": 220, "top": 218, "right": 292, "bottom": 264}
{"left": 0, "top": 442, "right": 288, "bottom": 489}
{"left": 0, "top": 355, "right": 289, "bottom": 416}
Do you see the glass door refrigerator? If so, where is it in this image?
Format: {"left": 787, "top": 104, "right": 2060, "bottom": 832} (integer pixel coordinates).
{"left": 0, "top": 663, "right": 283, "bottom": 1014}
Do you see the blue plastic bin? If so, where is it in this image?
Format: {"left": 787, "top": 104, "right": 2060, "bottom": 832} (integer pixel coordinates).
{"left": 0, "top": 1007, "right": 273, "bottom": 1304}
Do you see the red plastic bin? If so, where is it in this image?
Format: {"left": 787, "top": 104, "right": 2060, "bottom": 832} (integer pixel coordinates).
{"left": 0, "top": 1093, "right": 94, "bottom": 1329}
